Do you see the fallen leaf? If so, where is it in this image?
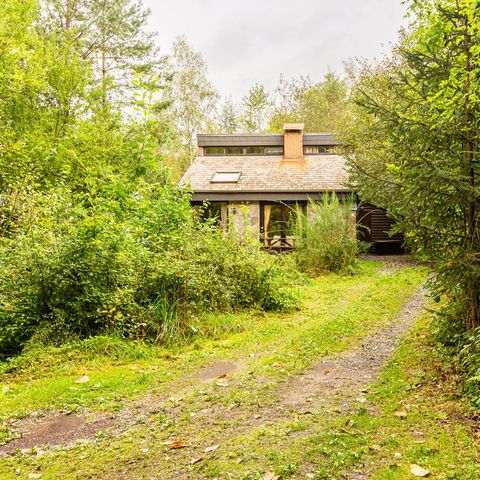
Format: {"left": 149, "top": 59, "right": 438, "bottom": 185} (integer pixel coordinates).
{"left": 410, "top": 464, "right": 430, "bottom": 477}
{"left": 254, "top": 414, "right": 261, "bottom": 419}
{"left": 394, "top": 452, "right": 402, "bottom": 458}
{"left": 141, "top": 449, "right": 149, "bottom": 453}
{"left": 28, "top": 475, "right": 42, "bottom": 479}
{"left": 345, "top": 418, "right": 355, "bottom": 427}
{"left": 190, "top": 457, "right": 202, "bottom": 465}
{"left": 236, "top": 457, "right": 244, "bottom": 464}
{"left": 75, "top": 375, "right": 89, "bottom": 384}
{"left": 161, "top": 440, "right": 187, "bottom": 449}
{"left": 216, "top": 381, "right": 229, "bottom": 387}
{"left": 204, "top": 444, "right": 220, "bottom": 453}
{"left": 394, "top": 410, "right": 408, "bottom": 418}
{"left": 306, "top": 475, "right": 315, "bottom": 479}
{"left": 369, "top": 444, "right": 382, "bottom": 451}
{"left": 262, "top": 472, "right": 280, "bottom": 480}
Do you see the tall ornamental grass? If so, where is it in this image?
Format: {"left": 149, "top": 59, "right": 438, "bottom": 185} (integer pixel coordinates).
{"left": 292, "top": 194, "right": 362, "bottom": 275}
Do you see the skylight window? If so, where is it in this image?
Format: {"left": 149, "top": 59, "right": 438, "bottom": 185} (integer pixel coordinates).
{"left": 211, "top": 172, "right": 241, "bottom": 183}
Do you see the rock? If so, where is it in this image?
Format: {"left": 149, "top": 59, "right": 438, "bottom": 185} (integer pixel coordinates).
{"left": 75, "top": 376, "right": 90, "bottom": 384}
{"left": 410, "top": 464, "right": 430, "bottom": 477}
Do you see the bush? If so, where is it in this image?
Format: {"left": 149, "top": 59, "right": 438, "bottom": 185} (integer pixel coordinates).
{"left": 0, "top": 184, "right": 300, "bottom": 357}
{"left": 292, "top": 194, "right": 363, "bottom": 275}
{"left": 435, "top": 303, "right": 480, "bottom": 410}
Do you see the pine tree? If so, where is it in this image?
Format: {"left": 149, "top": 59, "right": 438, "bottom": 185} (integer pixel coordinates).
{"left": 218, "top": 97, "right": 239, "bottom": 134}
{"left": 42, "top": 0, "right": 162, "bottom": 104}
{"left": 345, "top": 0, "right": 480, "bottom": 330}
{"left": 241, "top": 83, "right": 271, "bottom": 133}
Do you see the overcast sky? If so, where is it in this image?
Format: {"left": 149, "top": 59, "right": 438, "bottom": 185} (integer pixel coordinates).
{"left": 143, "top": 0, "right": 407, "bottom": 100}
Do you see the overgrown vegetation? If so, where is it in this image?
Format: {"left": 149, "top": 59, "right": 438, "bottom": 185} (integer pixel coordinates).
{"left": 292, "top": 195, "right": 363, "bottom": 275}
{"left": 2, "top": 265, "right": 477, "bottom": 479}
{"left": 0, "top": 0, "right": 303, "bottom": 359}
{"left": 344, "top": 0, "right": 480, "bottom": 405}
{"left": 0, "top": 184, "right": 300, "bottom": 357}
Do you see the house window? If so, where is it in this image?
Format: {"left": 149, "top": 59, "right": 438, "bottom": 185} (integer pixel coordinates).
{"left": 265, "top": 146, "right": 283, "bottom": 155}
{"left": 224, "top": 147, "right": 243, "bottom": 155}
{"left": 205, "top": 147, "right": 243, "bottom": 155}
{"left": 245, "top": 146, "right": 265, "bottom": 155}
{"left": 204, "top": 146, "right": 284, "bottom": 156}
{"left": 205, "top": 147, "right": 225, "bottom": 155}
{"left": 202, "top": 202, "right": 228, "bottom": 227}
{"left": 211, "top": 172, "right": 241, "bottom": 183}
{"left": 304, "top": 145, "right": 337, "bottom": 155}
{"left": 260, "top": 201, "right": 307, "bottom": 250}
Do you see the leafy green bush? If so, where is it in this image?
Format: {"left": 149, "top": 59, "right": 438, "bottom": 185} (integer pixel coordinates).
{"left": 457, "top": 328, "right": 480, "bottom": 409}
{"left": 0, "top": 184, "right": 300, "bottom": 357}
{"left": 292, "top": 194, "right": 363, "bottom": 275}
{"left": 432, "top": 299, "right": 480, "bottom": 409}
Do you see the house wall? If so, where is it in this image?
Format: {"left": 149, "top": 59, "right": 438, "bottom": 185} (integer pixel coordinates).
{"left": 227, "top": 202, "right": 260, "bottom": 240}
{"left": 356, "top": 202, "right": 404, "bottom": 253}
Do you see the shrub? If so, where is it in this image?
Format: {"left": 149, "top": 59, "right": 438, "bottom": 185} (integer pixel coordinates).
{"left": 0, "top": 184, "right": 300, "bottom": 357}
{"left": 292, "top": 194, "right": 363, "bottom": 275}
{"left": 435, "top": 303, "right": 480, "bottom": 410}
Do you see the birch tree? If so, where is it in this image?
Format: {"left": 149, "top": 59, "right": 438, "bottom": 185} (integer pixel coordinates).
{"left": 165, "top": 36, "right": 219, "bottom": 160}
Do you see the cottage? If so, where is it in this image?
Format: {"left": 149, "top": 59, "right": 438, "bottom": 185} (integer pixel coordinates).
{"left": 180, "top": 124, "right": 403, "bottom": 253}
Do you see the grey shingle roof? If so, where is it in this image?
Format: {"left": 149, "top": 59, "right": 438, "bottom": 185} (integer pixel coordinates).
{"left": 197, "top": 133, "right": 340, "bottom": 147}
{"left": 180, "top": 155, "right": 350, "bottom": 193}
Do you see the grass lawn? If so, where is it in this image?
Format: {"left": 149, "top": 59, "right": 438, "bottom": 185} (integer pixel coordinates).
{"left": 0, "top": 261, "right": 423, "bottom": 420}
{"left": 1, "top": 260, "right": 477, "bottom": 479}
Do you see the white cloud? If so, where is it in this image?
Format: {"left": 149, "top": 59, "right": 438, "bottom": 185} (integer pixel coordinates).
{"left": 143, "top": 0, "right": 407, "bottom": 100}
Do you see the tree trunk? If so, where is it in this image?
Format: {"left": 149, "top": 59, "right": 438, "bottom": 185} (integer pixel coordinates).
{"left": 464, "top": 12, "right": 478, "bottom": 329}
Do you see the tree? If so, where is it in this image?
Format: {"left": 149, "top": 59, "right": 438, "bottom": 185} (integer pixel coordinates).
{"left": 42, "top": 0, "right": 162, "bottom": 105}
{"left": 163, "top": 36, "right": 219, "bottom": 170}
{"left": 0, "top": 0, "right": 92, "bottom": 192}
{"left": 269, "top": 75, "right": 312, "bottom": 131}
{"left": 344, "top": 0, "right": 480, "bottom": 331}
{"left": 218, "top": 97, "right": 239, "bottom": 134}
{"left": 240, "top": 83, "right": 271, "bottom": 133}
{"left": 0, "top": 0, "right": 171, "bottom": 240}
{"left": 269, "top": 73, "right": 348, "bottom": 133}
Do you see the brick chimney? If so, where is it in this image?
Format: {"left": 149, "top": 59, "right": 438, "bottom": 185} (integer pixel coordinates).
{"left": 283, "top": 123, "right": 304, "bottom": 160}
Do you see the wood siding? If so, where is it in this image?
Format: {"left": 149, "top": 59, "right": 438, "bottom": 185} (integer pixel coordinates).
{"left": 357, "top": 202, "right": 404, "bottom": 253}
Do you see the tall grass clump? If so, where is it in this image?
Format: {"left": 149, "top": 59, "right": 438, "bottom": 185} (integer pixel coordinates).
{"left": 292, "top": 194, "right": 362, "bottom": 275}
